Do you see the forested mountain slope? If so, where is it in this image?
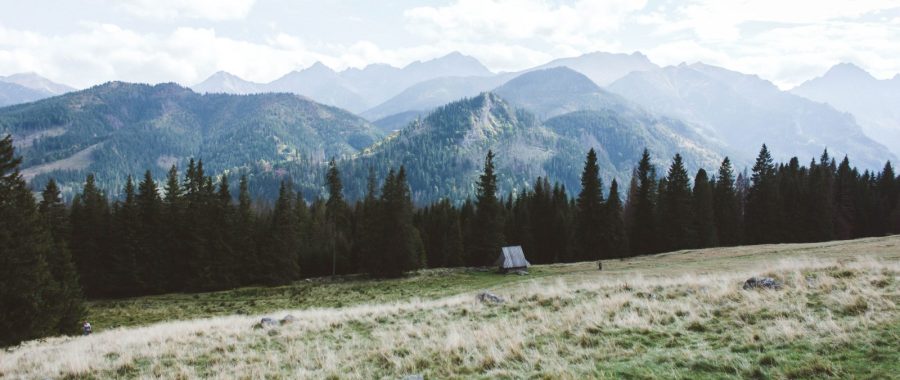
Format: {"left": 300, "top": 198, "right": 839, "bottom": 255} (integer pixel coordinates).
{"left": 0, "top": 82, "right": 382, "bottom": 196}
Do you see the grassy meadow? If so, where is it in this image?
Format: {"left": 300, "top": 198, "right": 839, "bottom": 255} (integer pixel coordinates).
{"left": 1, "top": 236, "right": 898, "bottom": 379}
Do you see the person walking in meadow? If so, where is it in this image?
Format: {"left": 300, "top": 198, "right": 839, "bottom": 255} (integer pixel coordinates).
{"left": 82, "top": 321, "right": 92, "bottom": 336}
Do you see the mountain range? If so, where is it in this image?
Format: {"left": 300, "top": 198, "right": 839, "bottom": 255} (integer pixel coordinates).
{"left": 192, "top": 52, "right": 493, "bottom": 113}
{"left": 791, "top": 63, "right": 900, "bottom": 156}
{"left": 0, "top": 73, "right": 74, "bottom": 107}
{"left": 607, "top": 63, "right": 893, "bottom": 169}
{"left": 1, "top": 52, "right": 896, "bottom": 202}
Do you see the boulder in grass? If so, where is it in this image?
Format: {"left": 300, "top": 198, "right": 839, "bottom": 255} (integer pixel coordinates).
{"left": 281, "top": 315, "right": 297, "bottom": 325}
{"left": 260, "top": 317, "right": 278, "bottom": 327}
{"left": 743, "top": 277, "right": 782, "bottom": 290}
{"left": 477, "top": 292, "right": 505, "bottom": 304}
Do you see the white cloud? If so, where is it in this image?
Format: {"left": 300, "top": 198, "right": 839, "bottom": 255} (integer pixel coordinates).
{"left": 404, "top": 0, "right": 647, "bottom": 47}
{"left": 112, "top": 0, "right": 257, "bottom": 21}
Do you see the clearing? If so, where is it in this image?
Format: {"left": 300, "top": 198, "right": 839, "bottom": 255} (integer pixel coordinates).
{"left": 1, "top": 236, "right": 898, "bottom": 379}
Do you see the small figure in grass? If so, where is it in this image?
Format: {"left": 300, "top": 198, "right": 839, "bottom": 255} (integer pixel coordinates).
{"left": 82, "top": 321, "right": 92, "bottom": 336}
{"left": 598, "top": 261, "right": 603, "bottom": 270}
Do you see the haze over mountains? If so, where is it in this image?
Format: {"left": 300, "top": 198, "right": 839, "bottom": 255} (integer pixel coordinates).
{"left": 0, "top": 73, "right": 74, "bottom": 107}
{"left": 792, "top": 63, "right": 900, "bottom": 156}
{"left": 0, "top": 51, "right": 896, "bottom": 201}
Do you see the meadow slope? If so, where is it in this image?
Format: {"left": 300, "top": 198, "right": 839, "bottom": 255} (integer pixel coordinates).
{"left": 1, "top": 236, "right": 898, "bottom": 379}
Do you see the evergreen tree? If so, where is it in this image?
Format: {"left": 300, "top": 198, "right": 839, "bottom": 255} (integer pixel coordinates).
{"left": 692, "top": 169, "right": 717, "bottom": 248}
{"left": 161, "top": 165, "right": 185, "bottom": 290}
{"left": 575, "top": 149, "right": 605, "bottom": 261}
{"left": 235, "top": 174, "right": 258, "bottom": 284}
{"left": 833, "top": 157, "right": 856, "bottom": 239}
{"left": 260, "top": 181, "right": 301, "bottom": 284}
{"left": 471, "top": 150, "right": 505, "bottom": 265}
{"left": 376, "top": 167, "right": 423, "bottom": 277}
{"left": 38, "top": 179, "right": 86, "bottom": 334}
{"left": 69, "top": 174, "right": 112, "bottom": 297}
{"left": 136, "top": 170, "right": 164, "bottom": 292}
{"left": 109, "top": 176, "right": 141, "bottom": 295}
{"left": 0, "top": 135, "right": 60, "bottom": 345}
{"left": 659, "top": 154, "right": 695, "bottom": 251}
{"left": 626, "top": 149, "right": 658, "bottom": 255}
{"left": 604, "top": 179, "right": 628, "bottom": 258}
{"left": 713, "top": 157, "right": 742, "bottom": 246}
{"left": 325, "top": 159, "right": 353, "bottom": 275}
{"left": 745, "top": 145, "right": 781, "bottom": 244}
{"left": 806, "top": 152, "right": 835, "bottom": 242}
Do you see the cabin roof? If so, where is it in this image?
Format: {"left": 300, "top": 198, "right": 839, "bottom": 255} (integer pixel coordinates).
{"left": 495, "top": 246, "right": 530, "bottom": 269}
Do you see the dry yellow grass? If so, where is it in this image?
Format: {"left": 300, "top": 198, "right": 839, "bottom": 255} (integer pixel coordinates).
{"left": 2, "top": 236, "right": 898, "bottom": 379}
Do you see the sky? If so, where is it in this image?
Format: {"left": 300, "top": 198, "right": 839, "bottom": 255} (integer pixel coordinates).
{"left": 1, "top": 0, "right": 898, "bottom": 89}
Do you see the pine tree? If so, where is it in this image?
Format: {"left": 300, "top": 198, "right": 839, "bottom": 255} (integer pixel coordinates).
{"left": 659, "top": 154, "right": 695, "bottom": 251}
{"left": 136, "top": 170, "right": 164, "bottom": 292}
{"left": 235, "top": 174, "right": 258, "bottom": 284}
{"left": 325, "top": 159, "right": 352, "bottom": 275}
{"left": 471, "top": 151, "right": 505, "bottom": 266}
{"left": 38, "top": 179, "right": 86, "bottom": 334}
{"left": 833, "top": 157, "right": 856, "bottom": 239}
{"left": 69, "top": 174, "right": 112, "bottom": 297}
{"left": 161, "top": 165, "right": 185, "bottom": 290}
{"left": 692, "top": 169, "right": 717, "bottom": 248}
{"left": 575, "top": 149, "right": 605, "bottom": 261}
{"left": 109, "top": 176, "right": 141, "bottom": 295}
{"left": 745, "top": 144, "right": 781, "bottom": 244}
{"left": 626, "top": 149, "right": 658, "bottom": 255}
{"left": 713, "top": 157, "right": 742, "bottom": 246}
{"left": 377, "top": 166, "right": 423, "bottom": 277}
{"left": 0, "top": 135, "right": 60, "bottom": 345}
{"left": 260, "top": 181, "right": 301, "bottom": 284}
{"left": 604, "top": 179, "right": 628, "bottom": 258}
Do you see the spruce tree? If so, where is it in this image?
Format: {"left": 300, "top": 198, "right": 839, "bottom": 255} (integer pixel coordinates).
{"left": 109, "top": 176, "right": 141, "bottom": 295}
{"left": 377, "top": 167, "right": 422, "bottom": 277}
{"left": 471, "top": 150, "right": 505, "bottom": 266}
{"left": 38, "top": 179, "right": 86, "bottom": 335}
{"left": 833, "top": 157, "right": 856, "bottom": 239}
{"left": 713, "top": 157, "right": 742, "bottom": 246}
{"left": 136, "top": 170, "right": 164, "bottom": 292}
{"left": 604, "top": 179, "right": 628, "bottom": 258}
{"left": 69, "top": 174, "right": 112, "bottom": 297}
{"left": 325, "top": 159, "right": 352, "bottom": 275}
{"left": 745, "top": 144, "right": 781, "bottom": 244}
{"left": 235, "top": 174, "right": 258, "bottom": 284}
{"left": 692, "top": 169, "right": 717, "bottom": 248}
{"left": 0, "top": 135, "right": 60, "bottom": 345}
{"left": 260, "top": 181, "right": 301, "bottom": 284}
{"left": 659, "top": 154, "right": 695, "bottom": 251}
{"left": 626, "top": 149, "right": 658, "bottom": 255}
{"left": 575, "top": 149, "right": 605, "bottom": 261}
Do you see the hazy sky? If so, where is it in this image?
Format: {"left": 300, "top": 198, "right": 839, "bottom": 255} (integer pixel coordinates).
{"left": 1, "top": 0, "right": 898, "bottom": 89}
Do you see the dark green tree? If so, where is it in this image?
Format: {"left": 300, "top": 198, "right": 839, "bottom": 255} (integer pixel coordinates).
{"left": 745, "top": 145, "right": 781, "bottom": 244}
{"left": 470, "top": 150, "right": 505, "bottom": 266}
{"left": 692, "top": 169, "right": 717, "bottom": 248}
{"left": 626, "top": 149, "right": 658, "bottom": 255}
{"left": 38, "top": 179, "right": 86, "bottom": 335}
{"left": 604, "top": 179, "right": 628, "bottom": 258}
{"left": 713, "top": 157, "right": 742, "bottom": 246}
{"left": 659, "top": 154, "right": 695, "bottom": 251}
{"left": 0, "top": 135, "right": 60, "bottom": 345}
{"left": 575, "top": 149, "right": 605, "bottom": 261}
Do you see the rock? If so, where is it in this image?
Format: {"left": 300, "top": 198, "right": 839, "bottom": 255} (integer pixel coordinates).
{"left": 477, "top": 292, "right": 505, "bottom": 304}
{"left": 281, "top": 315, "right": 297, "bottom": 324}
{"left": 401, "top": 375, "right": 424, "bottom": 380}
{"left": 260, "top": 317, "right": 278, "bottom": 327}
{"left": 742, "top": 277, "right": 782, "bottom": 290}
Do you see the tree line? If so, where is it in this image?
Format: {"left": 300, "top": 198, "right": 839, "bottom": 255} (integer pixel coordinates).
{"left": 2, "top": 132, "right": 899, "bottom": 346}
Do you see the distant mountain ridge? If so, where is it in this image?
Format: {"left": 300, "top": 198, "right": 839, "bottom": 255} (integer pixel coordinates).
{"left": 608, "top": 62, "right": 894, "bottom": 169}
{"left": 791, "top": 63, "right": 900, "bottom": 156}
{"left": 192, "top": 52, "right": 493, "bottom": 113}
{"left": 0, "top": 73, "right": 75, "bottom": 107}
{"left": 0, "top": 82, "right": 382, "bottom": 196}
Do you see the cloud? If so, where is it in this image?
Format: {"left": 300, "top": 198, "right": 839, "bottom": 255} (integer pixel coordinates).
{"left": 404, "top": 0, "right": 647, "bottom": 47}
{"left": 112, "top": 0, "right": 257, "bottom": 21}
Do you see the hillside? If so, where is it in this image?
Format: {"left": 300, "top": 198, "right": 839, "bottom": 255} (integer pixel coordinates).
{"left": 791, "top": 63, "right": 900, "bottom": 156}
{"left": 2, "top": 236, "right": 897, "bottom": 378}
{"left": 0, "top": 82, "right": 382, "bottom": 196}
{"left": 609, "top": 63, "right": 895, "bottom": 168}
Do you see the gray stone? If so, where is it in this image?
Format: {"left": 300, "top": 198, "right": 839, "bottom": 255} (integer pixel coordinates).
{"left": 260, "top": 317, "right": 278, "bottom": 326}
{"left": 742, "top": 277, "right": 782, "bottom": 290}
{"left": 477, "top": 292, "right": 505, "bottom": 304}
{"left": 281, "top": 314, "right": 297, "bottom": 324}
{"left": 401, "top": 375, "right": 424, "bottom": 380}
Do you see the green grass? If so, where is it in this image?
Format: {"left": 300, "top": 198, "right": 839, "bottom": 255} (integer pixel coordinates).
{"left": 5, "top": 236, "right": 898, "bottom": 379}
{"left": 86, "top": 266, "right": 573, "bottom": 331}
